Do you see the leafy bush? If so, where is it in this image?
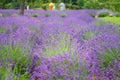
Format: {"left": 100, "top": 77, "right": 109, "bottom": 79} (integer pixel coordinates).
{"left": 83, "top": 0, "right": 100, "bottom": 9}
{"left": 89, "top": 13, "right": 96, "bottom": 18}
{"left": 66, "top": 4, "right": 80, "bottom": 9}
{"left": 115, "top": 13, "right": 120, "bottom": 17}
{"left": 98, "top": 12, "right": 109, "bottom": 17}
{"left": 29, "top": 0, "right": 43, "bottom": 9}
{"left": 41, "top": 4, "right": 47, "bottom": 10}
{"left": 60, "top": 13, "right": 67, "bottom": 18}
{"left": 66, "top": 4, "right": 72, "bottom": 9}
{"left": 71, "top": 5, "right": 80, "bottom": 9}
{"left": 4, "top": 3, "right": 12, "bottom": 9}
{"left": 12, "top": 2, "right": 20, "bottom": 9}
{"left": 32, "top": 13, "right": 39, "bottom": 17}
{"left": 0, "top": 3, "right": 3, "bottom": 9}
{"left": 32, "top": 3, "right": 41, "bottom": 8}
{"left": 44, "top": 13, "right": 50, "bottom": 17}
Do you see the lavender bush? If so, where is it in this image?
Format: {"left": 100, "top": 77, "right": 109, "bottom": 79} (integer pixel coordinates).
{"left": 0, "top": 9, "right": 120, "bottom": 80}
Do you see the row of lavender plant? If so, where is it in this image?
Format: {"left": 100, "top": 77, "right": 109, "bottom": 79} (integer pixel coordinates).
{"left": 0, "top": 9, "right": 120, "bottom": 80}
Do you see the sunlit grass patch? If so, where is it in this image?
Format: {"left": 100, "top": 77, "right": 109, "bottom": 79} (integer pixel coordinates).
{"left": 101, "top": 16, "right": 120, "bottom": 25}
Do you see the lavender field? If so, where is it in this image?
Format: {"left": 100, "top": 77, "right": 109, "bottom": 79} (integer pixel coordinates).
{"left": 0, "top": 9, "right": 120, "bottom": 80}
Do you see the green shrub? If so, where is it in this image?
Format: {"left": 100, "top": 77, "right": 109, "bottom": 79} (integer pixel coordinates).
{"left": 66, "top": 4, "right": 72, "bottom": 9}
{"left": 44, "top": 13, "right": 50, "bottom": 17}
{"left": 98, "top": 12, "right": 109, "bottom": 17}
{"left": 115, "top": 13, "right": 120, "bottom": 17}
{"left": 29, "top": 0, "right": 43, "bottom": 9}
{"left": 12, "top": 2, "right": 20, "bottom": 9}
{"left": 32, "top": 13, "right": 39, "bottom": 17}
{"left": 71, "top": 5, "right": 80, "bottom": 9}
{"left": 42, "top": 4, "right": 47, "bottom": 10}
{"left": 60, "top": 13, "right": 67, "bottom": 18}
{"left": 0, "top": 3, "right": 3, "bottom": 9}
{"left": 4, "top": 3, "right": 12, "bottom": 9}
{"left": 33, "top": 3, "right": 40, "bottom": 8}
{"left": 97, "top": 48, "right": 120, "bottom": 68}
{"left": 89, "top": 13, "right": 96, "bottom": 18}
{"left": 29, "top": 2, "right": 34, "bottom": 8}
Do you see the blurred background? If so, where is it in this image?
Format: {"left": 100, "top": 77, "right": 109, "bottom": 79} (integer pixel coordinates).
{"left": 0, "top": 0, "right": 120, "bottom": 12}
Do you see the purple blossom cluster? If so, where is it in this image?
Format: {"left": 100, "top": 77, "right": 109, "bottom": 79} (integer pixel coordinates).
{"left": 0, "top": 9, "right": 120, "bottom": 80}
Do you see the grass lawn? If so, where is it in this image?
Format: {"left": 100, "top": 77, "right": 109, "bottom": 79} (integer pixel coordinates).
{"left": 101, "top": 16, "right": 120, "bottom": 25}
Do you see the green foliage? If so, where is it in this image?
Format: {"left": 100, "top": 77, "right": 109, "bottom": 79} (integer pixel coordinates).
{"left": 29, "top": 0, "right": 43, "bottom": 9}
{"left": 98, "top": 12, "right": 109, "bottom": 17}
{"left": 77, "top": 0, "right": 84, "bottom": 8}
{"left": 4, "top": 3, "right": 13, "bottom": 9}
{"left": 44, "top": 13, "right": 50, "bottom": 17}
{"left": 65, "top": 3, "right": 80, "bottom": 9}
{"left": 66, "top": 4, "right": 72, "bottom": 9}
{"left": 89, "top": 13, "right": 96, "bottom": 18}
{"left": 0, "top": 66, "right": 29, "bottom": 80}
{"left": 60, "top": 13, "right": 67, "bottom": 18}
{"left": 1, "top": 0, "right": 120, "bottom": 12}
{"left": 102, "top": 16, "right": 120, "bottom": 25}
{"left": 97, "top": 48, "right": 120, "bottom": 68}
{"left": 84, "top": 31, "right": 95, "bottom": 40}
{"left": 93, "top": 20, "right": 105, "bottom": 26}
{"left": 101, "top": 2, "right": 120, "bottom": 12}
{"left": 41, "top": 4, "right": 48, "bottom": 10}
{"left": 0, "top": 26, "right": 7, "bottom": 33}
{"left": 83, "top": 0, "right": 100, "bottom": 9}
{"left": 32, "top": 13, "right": 39, "bottom": 17}
{"left": 12, "top": 2, "right": 20, "bottom": 9}
{"left": 0, "top": 3, "right": 3, "bottom": 9}
{"left": 42, "top": 33, "right": 71, "bottom": 58}
{"left": 0, "top": 43, "right": 30, "bottom": 80}
{"left": 115, "top": 13, "right": 120, "bottom": 17}
{"left": 0, "top": 67, "right": 12, "bottom": 80}
{"left": 71, "top": 5, "right": 80, "bottom": 9}
{"left": 102, "top": 16, "right": 120, "bottom": 34}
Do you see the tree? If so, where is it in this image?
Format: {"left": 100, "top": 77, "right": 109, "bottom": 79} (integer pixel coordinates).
{"left": 20, "top": 0, "right": 25, "bottom": 15}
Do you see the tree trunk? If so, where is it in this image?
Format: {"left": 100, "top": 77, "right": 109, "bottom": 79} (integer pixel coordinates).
{"left": 20, "top": 0, "right": 25, "bottom": 15}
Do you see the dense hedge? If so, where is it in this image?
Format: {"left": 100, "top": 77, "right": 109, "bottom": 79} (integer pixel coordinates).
{"left": 100, "top": 2, "right": 120, "bottom": 12}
